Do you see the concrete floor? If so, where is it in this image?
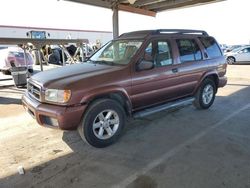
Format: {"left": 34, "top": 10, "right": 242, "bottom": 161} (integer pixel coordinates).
{"left": 0, "top": 65, "right": 250, "bottom": 188}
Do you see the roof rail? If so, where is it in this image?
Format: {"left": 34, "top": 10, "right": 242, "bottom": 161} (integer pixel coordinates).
{"left": 155, "top": 29, "right": 209, "bottom": 36}
{"left": 119, "top": 30, "right": 153, "bottom": 38}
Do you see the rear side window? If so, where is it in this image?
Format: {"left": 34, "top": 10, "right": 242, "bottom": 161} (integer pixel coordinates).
{"left": 199, "top": 37, "right": 222, "bottom": 58}
{"left": 176, "top": 39, "right": 202, "bottom": 63}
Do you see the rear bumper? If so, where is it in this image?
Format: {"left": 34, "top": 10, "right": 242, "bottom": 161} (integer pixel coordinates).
{"left": 218, "top": 76, "right": 227, "bottom": 87}
{"left": 22, "top": 92, "right": 87, "bottom": 130}
{"left": 1, "top": 65, "right": 33, "bottom": 71}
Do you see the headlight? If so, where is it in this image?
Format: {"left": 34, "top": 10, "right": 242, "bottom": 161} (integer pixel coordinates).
{"left": 45, "top": 89, "right": 71, "bottom": 103}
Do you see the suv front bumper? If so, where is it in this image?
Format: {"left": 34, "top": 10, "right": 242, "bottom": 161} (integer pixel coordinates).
{"left": 22, "top": 92, "right": 86, "bottom": 130}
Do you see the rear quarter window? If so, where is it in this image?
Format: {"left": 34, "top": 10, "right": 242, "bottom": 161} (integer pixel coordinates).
{"left": 199, "top": 37, "right": 222, "bottom": 58}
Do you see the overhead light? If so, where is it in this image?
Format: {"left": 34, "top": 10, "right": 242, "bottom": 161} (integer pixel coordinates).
{"left": 128, "top": 0, "right": 136, "bottom": 4}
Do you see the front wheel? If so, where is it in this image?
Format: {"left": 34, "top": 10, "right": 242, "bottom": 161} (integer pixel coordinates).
{"left": 227, "top": 56, "right": 235, "bottom": 64}
{"left": 193, "top": 79, "right": 216, "bottom": 109}
{"left": 78, "top": 99, "right": 126, "bottom": 148}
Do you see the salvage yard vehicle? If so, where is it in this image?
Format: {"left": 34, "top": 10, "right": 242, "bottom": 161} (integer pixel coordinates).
{"left": 22, "top": 29, "right": 227, "bottom": 148}
{"left": 0, "top": 47, "right": 34, "bottom": 74}
{"left": 225, "top": 46, "right": 250, "bottom": 64}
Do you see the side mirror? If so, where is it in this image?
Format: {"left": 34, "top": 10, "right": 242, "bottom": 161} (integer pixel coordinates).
{"left": 84, "top": 56, "right": 90, "bottom": 62}
{"left": 137, "top": 60, "right": 154, "bottom": 71}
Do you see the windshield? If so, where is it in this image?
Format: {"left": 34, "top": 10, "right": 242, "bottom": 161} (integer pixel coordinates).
{"left": 90, "top": 40, "right": 143, "bottom": 65}
{"left": 231, "top": 47, "right": 243, "bottom": 53}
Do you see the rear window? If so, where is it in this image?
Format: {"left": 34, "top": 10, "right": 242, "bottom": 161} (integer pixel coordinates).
{"left": 9, "top": 52, "right": 24, "bottom": 58}
{"left": 199, "top": 37, "right": 222, "bottom": 58}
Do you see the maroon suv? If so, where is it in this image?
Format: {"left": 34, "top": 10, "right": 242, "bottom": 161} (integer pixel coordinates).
{"left": 22, "top": 29, "right": 227, "bottom": 147}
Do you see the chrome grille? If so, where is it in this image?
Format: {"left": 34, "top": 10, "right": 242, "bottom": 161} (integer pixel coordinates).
{"left": 27, "top": 81, "right": 41, "bottom": 101}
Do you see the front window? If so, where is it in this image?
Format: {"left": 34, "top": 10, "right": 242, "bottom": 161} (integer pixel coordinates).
{"left": 144, "top": 41, "right": 173, "bottom": 67}
{"left": 90, "top": 40, "right": 143, "bottom": 65}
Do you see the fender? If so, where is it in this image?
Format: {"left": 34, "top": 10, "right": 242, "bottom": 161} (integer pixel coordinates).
{"left": 193, "top": 70, "right": 219, "bottom": 94}
{"left": 80, "top": 85, "right": 132, "bottom": 114}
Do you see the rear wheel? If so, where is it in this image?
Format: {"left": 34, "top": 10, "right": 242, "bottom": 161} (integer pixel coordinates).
{"left": 78, "top": 99, "right": 125, "bottom": 148}
{"left": 193, "top": 78, "right": 216, "bottom": 109}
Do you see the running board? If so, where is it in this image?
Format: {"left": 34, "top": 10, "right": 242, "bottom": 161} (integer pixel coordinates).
{"left": 133, "top": 97, "right": 195, "bottom": 118}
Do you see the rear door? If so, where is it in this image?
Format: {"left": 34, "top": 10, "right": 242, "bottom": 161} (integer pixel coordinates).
{"left": 173, "top": 38, "right": 207, "bottom": 96}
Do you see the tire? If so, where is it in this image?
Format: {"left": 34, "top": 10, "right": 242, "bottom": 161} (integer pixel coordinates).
{"left": 78, "top": 99, "right": 126, "bottom": 148}
{"left": 28, "top": 69, "right": 33, "bottom": 73}
{"left": 48, "top": 52, "right": 60, "bottom": 65}
{"left": 227, "top": 56, "right": 235, "bottom": 64}
{"left": 193, "top": 78, "right": 216, "bottom": 109}
{"left": 2, "top": 69, "right": 11, "bottom": 75}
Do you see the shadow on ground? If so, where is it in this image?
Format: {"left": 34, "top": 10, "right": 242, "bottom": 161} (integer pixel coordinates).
{"left": 0, "top": 84, "right": 250, "bottom": 188}
{"left": 0, "top": 96, "right": 22, "bottom": 105}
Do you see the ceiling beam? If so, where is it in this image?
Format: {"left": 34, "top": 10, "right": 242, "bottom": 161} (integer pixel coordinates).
{"left": 118, "top": 4, "right": 156, "bottom": 16}
{"left": 66, "top": 0, "right": 112, "bottom": 8}
{"left": 143, "top": 0, "right": 195, "bottom": 10}
{"left": 143, "top": 0, "right": 224, "bottom": 11}
{"left": 134, "top": 0, "right": 166, "bottom": 7}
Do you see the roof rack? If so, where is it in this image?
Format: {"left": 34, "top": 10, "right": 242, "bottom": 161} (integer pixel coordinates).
{"left": 155, "top": 29, "right": 209, "bottom": 36}
{"left": 118, "top": 29, "right": 209, "bottom": 39}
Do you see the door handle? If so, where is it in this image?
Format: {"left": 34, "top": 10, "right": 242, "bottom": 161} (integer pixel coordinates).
{"left": 172, "top": 68, "right": 178, "bottom": 73}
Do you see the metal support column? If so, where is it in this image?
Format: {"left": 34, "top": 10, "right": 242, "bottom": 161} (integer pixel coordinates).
{"left": 62, "top": 49, "right": 65, "bottom": 66}
{"left": 23, "top": 46, "right": 27, "bottom": 68}
{"left": 112, "top": 5, "right": 119, "bottom": 39}
{"left": 38, "top": 49, "right": 43, "bottom": 71}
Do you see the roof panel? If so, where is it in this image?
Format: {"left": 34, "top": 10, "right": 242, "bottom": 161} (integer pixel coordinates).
{"left": 65, "top": 0, "right": 225, "bottom": 15}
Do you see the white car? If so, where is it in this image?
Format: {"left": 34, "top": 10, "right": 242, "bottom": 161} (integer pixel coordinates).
{"left": 0, "top": 47, "right": 34, "bottom": 74}
{"left": 225, "top": 46, "right": 250, "bottom": 64}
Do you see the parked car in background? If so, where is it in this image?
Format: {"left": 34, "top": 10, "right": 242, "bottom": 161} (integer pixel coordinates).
{"left": 224, "top": 45, "right": 242, "bottom": 53}
{"left": 225, "top": 46, "right": 250, "bottom": 64}
{"left": 219, "top": 44, "right": 229, "bottom": 53}
{"left": 0, "top": 47, "right": 34, "bottom": 74}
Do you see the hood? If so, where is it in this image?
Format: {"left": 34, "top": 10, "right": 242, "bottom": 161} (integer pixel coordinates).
{"left": 224, "top": 51, "right": 237, "bottom": 56}
{"left": 31, "top": 63, "right": 121, "bottom": 88}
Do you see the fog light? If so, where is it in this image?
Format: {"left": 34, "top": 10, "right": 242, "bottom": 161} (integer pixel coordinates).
{"left": 42, "top": 116, "right": 59, "bottom": 127}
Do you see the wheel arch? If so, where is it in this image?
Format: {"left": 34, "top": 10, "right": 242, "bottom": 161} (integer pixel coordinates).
{"left": 81, "top": 88, "right": 132, "bottom": 117}
{"left": 195, "top": 72, "right": 219, "bottom": 94}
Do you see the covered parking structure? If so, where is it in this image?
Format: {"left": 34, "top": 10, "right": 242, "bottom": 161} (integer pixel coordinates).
{"left": 1, "top": 1, "right": 250, "bottom": 188}
{"left": 65, "top": 0, "right": 225, "bottom": 38}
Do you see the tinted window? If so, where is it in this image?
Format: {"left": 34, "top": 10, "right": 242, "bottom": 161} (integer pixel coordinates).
{"left": 244, "top": 47, "right": 250, "bottom": 53}
{"left": 199, "top": 37, "right": 222, "bottom": 58}
{"left": 177, "top": 39, "right": 202, "bottom": 62}
{"left": 155, "top": 41, "right": 172, "bottom": 67}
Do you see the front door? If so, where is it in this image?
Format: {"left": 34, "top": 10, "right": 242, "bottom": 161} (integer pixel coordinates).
{"left": 237, "top": 47, "right": 250, "bottom": 61}
{"left": 131, "top": 39, "right": 180, "bottom": 110}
